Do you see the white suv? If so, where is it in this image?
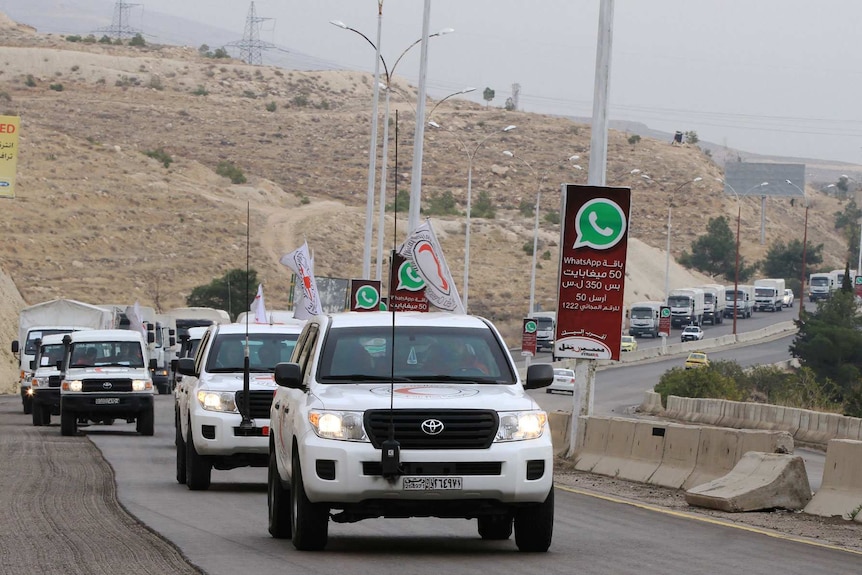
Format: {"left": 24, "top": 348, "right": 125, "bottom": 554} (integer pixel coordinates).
{"left": 267, "top": 312, "right": 555, "bottom": 552}
{"left": 175, "top": 322, "right": 304, "bottom": 490}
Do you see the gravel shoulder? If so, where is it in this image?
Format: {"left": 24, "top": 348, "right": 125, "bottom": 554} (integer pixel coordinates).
{"left": 554, "top": 457, "right": 862, "bottom": 555}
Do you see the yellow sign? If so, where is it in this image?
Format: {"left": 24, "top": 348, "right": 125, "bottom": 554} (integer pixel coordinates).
{"left": 0, "top": 115, "right": 20, "bottom": 199}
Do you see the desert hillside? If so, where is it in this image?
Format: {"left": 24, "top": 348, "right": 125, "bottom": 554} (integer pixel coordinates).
{"left": 0, "top": 13, "right": 851, "bottom": 392}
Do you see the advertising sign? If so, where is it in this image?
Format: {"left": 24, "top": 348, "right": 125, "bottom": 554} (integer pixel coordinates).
{"left": 388, "top": 253, "right": 429, "bottom": 312}
{"left": 0, "top": 115, "right": 19, "bottom": 199}
{"left": 521, "top": 318, "right": 538, "bottom": 357}
{"left": 555, "top": 185, "right": 631, "bottom": 361}
{"left": 658, "top": 306, "right": 671, "bottom": 338}
{"left": 350, "top": 279, "right": 382, "bottom": 312}
{"left": 855, "top": 276, "right": 862, "bottom": 300}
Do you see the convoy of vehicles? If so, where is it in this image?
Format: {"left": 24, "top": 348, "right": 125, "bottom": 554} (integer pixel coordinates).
{"left": 808, "top": 272, "right": 834, "bottom": 301}
{"left": 529, "top": 311, "right": 556, "bottom": 351}
{"left": 680, "top": 325, "right": 704, "bottom": 342}
{"left": 754, "top": 278, "right": 786, "bottom": 312}
{"left": 698, "top": 284, "right": 726, "bottom": 325}
{"left": 666, "top": 288, "right": 705, "bottom": 327}
{"left": 59, "top": 329, "right": 155, "bottom": 437}
{"left": 724, "top": 284, "right": 755, "bottom": 318}
{"left": 29, "top": 334, "right": 66, "bottom": 427}
{"left": 267, "top": 312, "right": 555, "bottom": 552}
{"left": 174, "top": 321, "right": 305, "bottom": 490}
{"left": 628, "top": 301, "right": 663, "bottom": 338}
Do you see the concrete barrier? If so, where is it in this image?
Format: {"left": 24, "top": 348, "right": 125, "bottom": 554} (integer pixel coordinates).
{"left": 572, "top": 416, "right": 613, "bottom": 473}
{"left": 648, "top": 423, "right": 701, "bottom": 488}
{"left": 591, "top": 418, "right": 639, "bottom": 479}
{"left": 804, "top": 439, "right": 862, "bottom": 522}
{"left": 683, "top": 426, "right": 741, "bottom": 489}
{"left": 548, "top": 410, "right": 571, "bottom": 456}
{"left": 614, "top": 419, "right": 666, "bottom": 483}
{"left": 640, "top": 390, "right": 663, "bottom": 414}
{"left": 685, "top": 452, "right": 811, "bottom": 512}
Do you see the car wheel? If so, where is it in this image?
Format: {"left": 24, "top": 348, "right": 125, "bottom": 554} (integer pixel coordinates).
{"left": 175, "top": 410, "right": 187, "bottom": 484}
{"left": 60, "top": 409, "right": 77, "bottom": 436}
{"left": 136, "top": 406, "right": 155, "bottom": 436}
{"left": 268, "top": 446, "right": 292, "bottom": 539}
{"left": 32, "top": 401, "right": 44, "bottom": 426}
{"left": 478, "top": 513, "right": 513, "bottom": 540}
{"left": 186, "top": 422, "right": 212, "bottom": 490}
{"left": 23, "top": 394, "right": 32, "bottom": 415}
{"left": 290, "top": 451, "right": 329, "bottom": 550}
{"left": 514, "top": 488, "right": 554, "bottom": 552}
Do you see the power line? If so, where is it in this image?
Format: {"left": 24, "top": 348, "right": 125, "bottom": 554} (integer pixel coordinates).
{"left": 94, "top": 1, "right": 142, "bottom": 41}
{"left": 227, "top": 2, "right": 275, "bottom": 66}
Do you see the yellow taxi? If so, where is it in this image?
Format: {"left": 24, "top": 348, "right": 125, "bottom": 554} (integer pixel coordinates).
{"left": 684, "top": 351, "right": 709, "bottom": 369}
{"left": 620, "top": 335, "right": 638, "bottom": 352}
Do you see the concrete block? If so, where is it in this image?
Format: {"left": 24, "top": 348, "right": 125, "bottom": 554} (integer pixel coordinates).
{"left": 685, "top": 452, "right": 812, "bottom": 512}
{"left": 548, "top": 410, "right": 571, "bottom": 456}
{"left": 613, "top": 419, "right": 666, "bottom": 483}
{"left": 836, "top": 416, "right": 861, "bottom": 442}
{"left": 648, "top": 423, "right": 700, "bottom": 488}
{"left": 683, "top": 426, "right": 739, "bottom": 489}
{"left": 639, "top": 390, "right": 664, "bottom": 415}
{"left": 592, "top": 418, "right": 638, "bottom": 479}
{"left": 572, "top": 416, "right": 612, "bottom": 472}
{"left": 804, "top": 439, "right": 862, "bottom": 520}
{"left": 736, "top": 428, "right": 793, "bottom": 459}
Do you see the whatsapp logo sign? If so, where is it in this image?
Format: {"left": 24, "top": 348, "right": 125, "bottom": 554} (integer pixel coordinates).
{"left": 397, "top": 261, "right": 425, "bottom": 291}
{"left": 573, "top": 198, "right": 627, "bottom": 250}
{"left": 355, "top": 285, "right": 380, "bottom": 310}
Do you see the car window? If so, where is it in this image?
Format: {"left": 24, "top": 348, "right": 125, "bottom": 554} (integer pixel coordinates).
{"left": 206, "top": 332, "right": 300, "bottom": 372}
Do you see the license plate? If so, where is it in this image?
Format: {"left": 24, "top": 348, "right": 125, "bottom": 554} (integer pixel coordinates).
{"left": 94, "top": 397, "right": 120, "bottom": 405}
{"left": 403, "top": 477, "right": 462, "bottom": 491}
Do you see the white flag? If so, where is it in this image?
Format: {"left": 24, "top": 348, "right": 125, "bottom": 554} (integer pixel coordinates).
{"left": 397, "top": 219, "right": 465, "bottom": 313}
{"left": 126, "top": 301, "right": 148, "bottom": 338}
{"left": 280, "top": 241, "right": 323, "bottom": 320}
{"left": 252, "top": 283, "right": 268, "bottom": 324}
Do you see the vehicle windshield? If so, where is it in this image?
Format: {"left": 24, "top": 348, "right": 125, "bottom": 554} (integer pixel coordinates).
{"left": 667, "top": 296, "right": 691, "bottom": 307}
{"left": 725, "top": 291, "right": 742, "bottom": 301}
{"left": 534, "top": 317, "right": 554, "bottom": 330}
{"left": 25, "top": 329, "right": 73, "bottom": 355}
{"left": 755, "top": 288, "right": 774, "bottom": 297}
{"left": 811, "top": 277, "right": 829, "bottom": 286}
{"left": 317, "top": 326, "right": 515, "bottom": 384}
{"left": 38, "top": 343, "right": 65, "bottom": 368}
{"left": 630, "top": 308, "right": 654, "bottom": 319}
{"left": 206, "top": 332, "right": 300, "bottom": 373}
{"left": 688, "top": 353, "right": 706, "bottom": 361}
{"left": 622, "top": 336, "right": 634, "bottom": 342}
{"left": 69, "top": 341, "right": 146, "bottom": 368}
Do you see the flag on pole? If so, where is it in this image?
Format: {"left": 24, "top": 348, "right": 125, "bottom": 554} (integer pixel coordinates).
{"left": 252, "top": 283, "right": 268, "bottom": 324}
{"left": 397, "top": 219, "right": 465, "bottom": 313}
{"left": 280, "top": 241, "right": 323, "bottom": 320}
{"left": 126, "top": 301, "right": 148, "bottom": 338}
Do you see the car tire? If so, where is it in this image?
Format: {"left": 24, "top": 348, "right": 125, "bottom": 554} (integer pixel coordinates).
{"left": 136, "top": 406, "right": 155, "bottom": 436}
{"left": 60, "top": 409, "right": 77, "bottom": 436}
{"left": 268, "top": 446, "right": 292, "bottom": 539}
{"left": 186, "top": 423, "right": 212, "bottom": 490}
{"left": 32, "top": 401, "right": 44, "bottom": 426}
{"left": 478, "top": 513, "right": 513, "bottom": 540}
{"left": 23, "top": 394, "right": 32, "bottom": 415}
{"left": 514, "top": 488, "right": 554, "bottom": 552}
{"left": 175, "top": 411, "right": 187, "bottom": 485}
{"left": 291, "top": 451, "right": 329, "bottom": 551}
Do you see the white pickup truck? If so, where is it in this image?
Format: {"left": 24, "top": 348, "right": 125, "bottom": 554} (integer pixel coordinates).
{"left": 267, "top": 312, "right": 555, "bottom": 552}
{"left": 174, "top": 322, "right": 304, "bottom": 490}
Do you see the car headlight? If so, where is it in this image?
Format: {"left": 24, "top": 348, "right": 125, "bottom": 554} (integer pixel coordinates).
{"left": 308, "top": 410, "right": 368, "bottom": 441}
{"left": 31, "top": 376, "right": 48, "bottom": 388}
{"left": 63, "top": 380, "right": 83, "bottom": 392}
{"left": 132, "top": 379, "right": 152, "bottom": 392}
{"left": 196, "top": 390, "right": 237, "bottom": 413}
{"left": 154, "top": 369, "right": 169, "bottom": 377}
{"left": 495, "top": 410, "right": 547, "bottom": 442}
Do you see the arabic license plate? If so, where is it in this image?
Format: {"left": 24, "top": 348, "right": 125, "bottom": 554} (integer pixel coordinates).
{"left": 402, "top": 477, "right": 462, "bottom": 491}
{"left": 94, "top": 397, "right": 120, "bottom": 405}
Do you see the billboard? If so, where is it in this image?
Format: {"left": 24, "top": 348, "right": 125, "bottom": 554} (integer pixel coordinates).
{"left": 724, "top": 162, "right": 806, "bottom": 198}
{"left": 0, "top": 115, "right": 20, "bottom": 199}
{"left": 387, "top": 253, "right": 428, "bottom": 312}
{"left": 349, "top": 280, "right": 382, "bottom": 312}
{"left": 555, "top": 185, "right": 631, "bottom": 361}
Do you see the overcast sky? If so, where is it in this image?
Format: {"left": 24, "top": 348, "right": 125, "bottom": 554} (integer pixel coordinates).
{"left": 7, "top": 0, "right": 862, "bottom": 166}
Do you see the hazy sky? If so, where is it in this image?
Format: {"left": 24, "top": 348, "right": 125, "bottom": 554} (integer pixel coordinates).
{"left": 8, "top": 0, "right": 862, "bottom": 165}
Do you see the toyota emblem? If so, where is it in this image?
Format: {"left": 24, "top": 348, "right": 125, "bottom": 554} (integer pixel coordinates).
{"left": 420, "top": 418, "right": 444, "bottom": 435}
{"left": 102, "top": 382, "right": 113, "bottom": 389}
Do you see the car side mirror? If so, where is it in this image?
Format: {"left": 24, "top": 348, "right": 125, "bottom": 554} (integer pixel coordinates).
{"left": 29, "top": 360, "right": 36, "bottom": 370}
{"left": 274, "top": 362, "right": 304, "bottom": 389}
{"left": 177, "top": 357, "right": 197, "bottom": 377}
{"left": 148, "top": 358, "right": 158, "bottom": 370}
{"left": 170, "top": 358, "right": 178, "bottom": 372}
{"left": 11, "top": 340, "right": 19, "bottom": 354}
{"left": 524, "top": 363, "right": 554, "bottom": 389}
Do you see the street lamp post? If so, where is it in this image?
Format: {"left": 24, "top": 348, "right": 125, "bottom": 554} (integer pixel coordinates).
{"left": 428, "top": 122, "right": 516, "bottom": 311}
{"left": 664, "top": 177, "right": 702, "bottom": 300}
{"left": 332, "top": 20, "right": 454, "bottom": 280}
{"left": 785, "top": 179, "right": 809, "bottom": 320}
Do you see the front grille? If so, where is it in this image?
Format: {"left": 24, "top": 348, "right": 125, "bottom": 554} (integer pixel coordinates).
{"left": 362, "top": 461, "right": 502, "bottom": 476}
{"left": 364, "top": 409, "right": 498, "bottom": 450}
{"left": 48, "top": 376, "right": 61, "bottom": 388}
{"left": 235, "top": 390, "right": 275, "bottom": 419}
{"left": 82, "top": 379, "right": 132, "bottom": 392}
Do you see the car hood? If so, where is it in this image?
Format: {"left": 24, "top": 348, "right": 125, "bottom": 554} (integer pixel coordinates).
{"left": 200, "top": 372, "right": 277, "bottom": 391}
{"left": 310, "top": 383, "right": 539, "bottom": 412}
{"left": 66, "top": 366, "right": 150, "bottom": 379}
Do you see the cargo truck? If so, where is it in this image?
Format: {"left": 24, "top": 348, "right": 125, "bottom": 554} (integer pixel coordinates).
{"left": 628, "top": 301, "right": 663, "bottom": 338}
{"left": 724, "top": 285, "right": 755, "bottom": 318}
{"left": 808, "top": 272, "right": 834, "bottom": 301}
{"left": 698, "top": 284, "right": 726, "bottom": 325}
{"left": 754, "top": 278, "right": 786, "bottom": 312}
{"left": 666, "top": 288, "right": 705, "bottom": 327}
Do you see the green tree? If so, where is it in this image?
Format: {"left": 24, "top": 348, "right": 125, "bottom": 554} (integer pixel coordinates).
{"left": 423, "top": 190, "right": 459, "bottom": 216}
{"left": 833, "top": 201, "right": 861, "bottom": 262}
{"left": 678, "top": 215, "right": 756, "bottom": 280}
{"left": 627, "top": 134, "right": 641, "bottom": 146}
{"left": 129, "top": 33, "right": 146, "bottom": 47}
{"left": 684, "top": 130, "right": 699, "bottom": 144}
{"left": 216, "top": 161, "right": 246, "bottom": 184}
{"left": 482, "top": 87, "right": 495, "bottom": 108}
{"left": 470, "top": 190, "right": 495, "bottom": 219}
{"left": 385, "top": 189, "right": 410, "bottom": 213}
{"left": 655, "top": 366, "right": 743, "bottom": 405}
{"left": 186, "top": 268, "right": 258, "bottom": 321}
{"left": 759, "top": 238, "right": 823, "bottom": 296}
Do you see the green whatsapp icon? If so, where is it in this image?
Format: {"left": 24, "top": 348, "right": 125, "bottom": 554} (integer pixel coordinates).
{"left": 355, "top": 285, "right": 379, "bottom": 310}
{"left": 573, "top": 198, "right": 627, "bottom": 250}
{"left": 525, "top": 320, "right": 537, "bottom": 333}
{"left": 397, "top": 261, "right": 425, "bottom": 291}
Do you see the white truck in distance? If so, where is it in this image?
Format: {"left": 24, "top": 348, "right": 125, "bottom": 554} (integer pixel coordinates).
{"left": 174, "top": 322, "right": 304, "bottom": 490}
{"left": 829, "top": 268, "right": 855, "bottom": 294}
{"left": 628, "top": 301, "right": 663, "bottom": 338}
{"left": 725, "top": 284, "right": 755, "bottom": 318}
{"left": 60, "top": 329, "right": 155, "bottom": 437}
{"left": 808, "top": 272, "right": 834, "bottom": 301}
{"left": 12, "top": 299, "right": 119, "bottom": 415}
{"left": 267, "top": 312, "right": 556, "bottom": 552}
{"left": 29, "top": 334, "right": 67, "bottom": 427}
{"left": 754, "top": 278, "right": 786, "bottom": 312}
{"left": 698, "top": 284, "right": 726, "bottom": 325}
{"left": 666, "top": 288, "right": 705, "bottom": 327}
{"left": 529, "top": 311, "right": 556, "bottom": 351}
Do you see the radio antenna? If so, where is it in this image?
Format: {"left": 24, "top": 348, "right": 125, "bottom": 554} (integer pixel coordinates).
{"left": 240, "top": 201, "right": 252, "bottom": 430}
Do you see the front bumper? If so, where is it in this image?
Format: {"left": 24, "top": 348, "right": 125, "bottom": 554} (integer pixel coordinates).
{"left": 190, "top": 407, "right": 270, "bottom": 456}
{"left": 61, "top": 393, "right": 153, "bottom": 416}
